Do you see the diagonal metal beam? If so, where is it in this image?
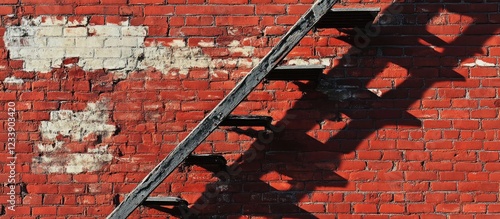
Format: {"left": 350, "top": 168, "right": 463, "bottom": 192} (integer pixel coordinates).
{"left": 107, "top": 0, "right": 338, "bottom": 218}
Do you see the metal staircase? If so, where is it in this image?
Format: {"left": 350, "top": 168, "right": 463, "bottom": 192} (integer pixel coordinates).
{"left": 107, "top": 0, "right": 379, "bottom": 218}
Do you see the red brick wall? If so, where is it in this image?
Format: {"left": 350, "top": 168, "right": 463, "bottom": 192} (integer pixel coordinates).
{"left": 1, "top": 0, "right": 499, "bottom": 218}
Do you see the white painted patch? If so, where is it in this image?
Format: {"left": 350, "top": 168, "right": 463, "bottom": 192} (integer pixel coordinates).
{"left": 368, "top": 88, "right": 383, "bottom": 97}
{"left": 197, "top": 41, "right": 214, "bottom": 47}
{"left": 228, "top": 46, "right": 254, "bottom": 57}
{"left": 287, "top": 58, "right": 331, "bottom": 67}
{"left": 140, "top": 42, "right": 212, "bottom": 75}
{"left": 65, "top": 146, "right": 114, "bottom": 174}
{"left": 475, "top": 59, "right": 496, "bottom": 67}
{"left": 34, "top": 100, "right": 116, "bottom": 174}
{"left": 3, "top": 76, "right": 24, "bottom": 84}
{"left": 67, "top": 17, "right": 89, "bottom": 27}
{"left": 462, "top": 59, "right": 497, "bottom": 67}
{"left": 461, "top": 62, "right": 476, "bottom": 67}
{"left": 4, "top": 15, "right": 335, "bottom": 76}
{"left": 228, "top": 40, "right": 241, "bottom": 47}
{"left": 35, "top": 145, "right": 113, "bottom": 174}
{"left": 168, "top": 39, "right": 186, "bottom": 47}
{"left": 39, "top": 101, "right": 116, "bottom": 142}
{"left": 4, "top": 16, "right": 147, "bottom": 73}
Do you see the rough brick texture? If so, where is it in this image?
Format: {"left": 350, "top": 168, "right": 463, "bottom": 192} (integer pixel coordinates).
{"left": 1, "top": 0, "right": 500, "bottom": 218}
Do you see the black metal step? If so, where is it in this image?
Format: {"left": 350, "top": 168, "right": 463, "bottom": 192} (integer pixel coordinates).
{"left": 315, "top": 8, "right": 381, "bottom": 28}
{"left": 184, "top": 154, "right": 227, "bottom": 166}
{"left": 265, "top": 65, "right": 325, "bottom": 81}
{"left": 142, "top": 197, "right": 188, "bottom": 206}
{"left": 220, "top": 115, "right": 273, "bottom": 128}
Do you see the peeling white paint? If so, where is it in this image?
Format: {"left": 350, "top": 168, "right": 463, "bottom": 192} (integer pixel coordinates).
{"left": 140, "top": 42, "right": 212, "bottom": 75}
{"left": 475, "top": 59, "right": 496, "bottom": 67}
{"left": 3, "top": 16, "right": 260, "bottom": 75}
{"left": 462, "top": 59, "right": 496, "bottom": 67}
{"left": 34, "top": 100, "right": 116, "bottom": 174}
{"left": 39, "top": 101, "right": 116, "bottom": 142}
{"left": 287, "top": 58, "right": 331, "bottom": 67}
{"left": 168, "top": 39, "right": 186, "bottom": 47}
{"left": 228, "top": 40, "right": 241, "bottom": 47}
{"left": 67, "top": 17, "right": 89, "bottom": 27}
{"left": 368, "top": 88, "right": 383, "bottom": 97}
{"left": 3, "top": 76, "right": 24, "bottom": 84}
{"left": 197, "top": 41, "right": 215, "bottom": 47}
{"left": 4, "top": 16, "right": 147, "bottom": 73}
{"left": 37, "top": 141, "right": 64, "bottom": 153}
{"left": 65, "top": 146, "right": 114, "bottom": 174}
{"left": 4, "top": 15, "right": 335, "bottom": 77}
{"left": 228, "top": 47, "right": 254, "bottom": 57}
{"left": 35, "top": 145, "right": 113, "bottom": 174}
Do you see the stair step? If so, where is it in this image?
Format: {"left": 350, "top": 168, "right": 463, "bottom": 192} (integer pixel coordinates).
{"left": 142, "top": 197, "right": 188, "bottom": 206}
{"left": 315, "top": 8, "right": 381, "bottom": 28}
{"left": 266, "top": 65, "right": 325, "bottom": 81}
{"left": 220, "top": 115, "right": 273, "bottom": 128}
{"left": 184, "top": 154, "right": 227, "bottom": 166}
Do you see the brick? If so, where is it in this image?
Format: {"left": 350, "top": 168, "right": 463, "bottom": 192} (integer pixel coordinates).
{"left": 176, "top": 111, "right": 205, "bottom": 122}
{"left": 425, "top": 162, "right": 453, "bottom": 171}
{"left": 216, "top": 16, "right": 260, "bottom": 26}
{"left": 453, "top": 120, "right": 479, "bottom": 129}
{"left": 115, "top": 102, "right": 141, "bottom": 111}
{"left": 408, "top": 204, "right": 434, "bottom": 213}
{"left": 256, "top": 5, "right": 286, "bottom": 15}
{"left": 144, "top": 6, "right": 175, "bottom": 15}
{"left": 458, "top": 182, "right": 498, "bottom": 192}
{"left": 20, "top": 112, "right": 49, "bottom": 121}
{"left": 0, "top": 0, "right": 18, "bottom": 4}
{"left": 440, "top": 110, "right": 469, "bottom": 119}
{"left": 380, "top": 204, "right": 405, "bottom": 213}
{"left": 114, "top": 112, "right": 144, "bottom": 121}
{"left": 463, "top": 204, "right": 487, "bottom": 213}
{"left": 47, "top": 92, "right": 72, "bottom": 100}
{"left": 170, "top": 27, "right": 225, "bottom": 36}
{"left": 159, "top": 91, "right": 195, "bottom": 100}
{"left": 436, "top": 204, "right": 460, "bottom": 213}
{"left": 58, "top": 206, "right": 85, "bottom": 215}
{"left": 182, "top": 81, "right": 209, "bottom": 90}
{"left": 353, "top": 203, "right": 377, "bottom": 213}
{"left": 35, "top": 5, "right": 73, "bottom": 15}
{"left": 101, "top": 0, "right": 127, "bottom": 4}
{"left": 176, "top": 5, "right": 254, "bottom": 15}
{"left": 359, "top": 182, "right": 402, "bottom": 191}
{"left": 75, "top": 6, "right": 119, "bottom": 15}
{"left": 405, "top": 171, "right": 437, "bottom": 181}
{"left": 0, "top": 6, "right": 14, "bottom": 15}
{"left": 469, "top": 89, "right": 496, "bottom": 98}
{"left": 20, "top": 92, "right": 44, "bottom": 100}
{"left": 287, "top": 4, "right": 309, "bottom": 15}
{"left": 209, "top": 0, "right": 248, "bottom": 3}
{"left": 396, "top": 140, "right": 424, "bottom": 150}
{"left": 130, "top": 0, "right": 165, "bottom": 3}
{"left": 431, "top": 182, "right": 457, "bottom": 191}
{"left": 33, "top": 206, "right": 57, "bottom": 215}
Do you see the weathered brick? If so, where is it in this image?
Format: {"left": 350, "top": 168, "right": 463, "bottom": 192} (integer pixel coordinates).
{"left": 0, "top": 2, "right": 499, "bottom": 219}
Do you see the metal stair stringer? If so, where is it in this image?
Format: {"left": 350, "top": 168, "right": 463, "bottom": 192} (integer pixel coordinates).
{"left": 106, "top": 0, "right": 339, "bottom": 218}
